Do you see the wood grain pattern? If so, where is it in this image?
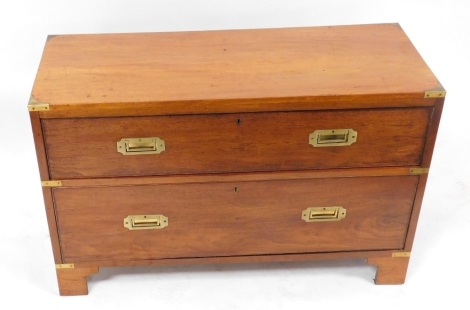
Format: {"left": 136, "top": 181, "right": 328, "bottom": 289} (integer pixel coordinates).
{"left": 28, "top": 24, "right": 445, "bottom": 291}
{"left": 405, "top": 175, "right": 428, "bottom": 252}
{"left": 43, "top": 108, "right": 430, "bottom": 179}
{"left": 404, "top": 98, "right": 445, "bottom": 250}
{"left": 29, "top": 112, "right": 50, "bottom": 180}
{"left": 69, "top": 250, "right": 394, "bottom": 268}
{"left": 421, "top": 99, "right": 445, "bottom": 168}
{"left": 42, "top": 188, "right": 63, "bottom": 263}
{"left": 367, "top": 257, "right": 410, "bottom": 284}
{"left": 53, "top": 176, "right": 418, "bottom": 263}
{"left": 56, "top": 267, "right": 99, "bottom": 296}
{"left": 37, "top": 94, "right": 436, "bottom": 119}
{"left": 58, "top": 166, "right": 415, "bottom": 188}
{"left": 31, "top": 24, "right": 440, "bottom": 118}
{"left": 30, "top": 112, "right": 63, "bottom": 263}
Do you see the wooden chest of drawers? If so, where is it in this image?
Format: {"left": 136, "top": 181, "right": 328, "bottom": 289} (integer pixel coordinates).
{"left": 29, "top": 23, "right": 445, "bottom": 295}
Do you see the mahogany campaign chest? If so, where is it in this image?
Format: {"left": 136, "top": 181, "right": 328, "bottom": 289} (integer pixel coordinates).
{"left": 28, "top": 23, "right": 445, "bottom": 295}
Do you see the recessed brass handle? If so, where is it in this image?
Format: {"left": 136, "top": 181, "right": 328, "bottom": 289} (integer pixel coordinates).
{"left": 117, "top": 137, "right": 165, "bottom": 155}
{"left": 124, "top": 215, "right": 168, "bottom": 230}
{"left": 301, "top": 206, "right": 346, "bottom": 222}
{"left": 309, "top": 129, "right": 357, "bottom": 147}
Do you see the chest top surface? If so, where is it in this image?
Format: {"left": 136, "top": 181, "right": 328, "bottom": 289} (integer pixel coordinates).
{"left": 30, "top": 23, "right": 443, "bottom": 117}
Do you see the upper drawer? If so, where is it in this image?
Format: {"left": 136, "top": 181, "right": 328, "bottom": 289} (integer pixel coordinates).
{"left": 43, "top": 108, "right": 431, "bottom": 179}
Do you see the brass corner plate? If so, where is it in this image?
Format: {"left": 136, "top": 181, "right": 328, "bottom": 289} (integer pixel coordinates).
{"left": 309, "top": 129, "right": 357, "bottom": 147}
{"left": 392, "top": 252, "right": 411, "bottom": 258}
{"left": 302, "top": 206, "right": 346, "bottom": 222}
{"left": 117, "top": 137, "right": 166, "bottom": 155}
{"left": 425, "top": 90, "right": 446, "bottom": 98}
{"left": 28, "top": 95, "right": 50, "bottom": 111}
{"left": 124, "top": 214, "right": 168, "bottom": 230}
{"left": 41, "top": 180, "right": 63, "bottom": 187}
{"left": 424, "top": 82, "right": 446, "bottom": 98}
{"left": 56, "top": 264, "right": 74, "bottom": 269}
{"left": 410, "top": 168, "right": 429, "bottom": 175}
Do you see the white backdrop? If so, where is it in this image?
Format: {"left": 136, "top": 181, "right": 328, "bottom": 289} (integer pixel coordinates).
{"left": 1, "top": 1, "right": 469, "bottom": 309}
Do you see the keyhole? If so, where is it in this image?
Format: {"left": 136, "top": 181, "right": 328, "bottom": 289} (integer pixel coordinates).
{"left": 234, "top": 187, "right": 239, "bottom": 192}
{"left": 237, "top": 118, "right": 242, "bottom": 125}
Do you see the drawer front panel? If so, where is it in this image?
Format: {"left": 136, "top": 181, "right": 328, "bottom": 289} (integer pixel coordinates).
{"left": 43, "top": 108, "right": 430, "bottom": 179}
{"left": 54, "top": 176, "right": 418, "bottom": 263}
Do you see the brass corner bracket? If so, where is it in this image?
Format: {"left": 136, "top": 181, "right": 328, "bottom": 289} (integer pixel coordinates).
{"left": 425, "top": 90, "right": 446, "bottom": 98}
{"left": 424, "top": 83, "right": 446, "bottom": 98}
{"left": 28, "top": 95, "right": 50, "bottom": 111}
{"left": 410, "top": 168, "right": 429, "bottom": 175}
{"left": 392, "top": 252, "right": 411, "bottom": 258}
{"left": 41, "top": 180, "right": 63, "bottom": 187}
{"left": 56, "top": 264, "right": 74, "bottom": 269}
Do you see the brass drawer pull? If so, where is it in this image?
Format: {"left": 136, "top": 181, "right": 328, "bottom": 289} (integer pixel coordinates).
{"left": 117, "top": 137, "right": 165, "bottom": 155}
{"left": 309, "top": 129, "right": 357, "bottom": 147}
{"left": 301, "top": 206, "right": 346, "bottom": 222}
{"left": 124, "top": 215, "right": 168, "bottom": 230}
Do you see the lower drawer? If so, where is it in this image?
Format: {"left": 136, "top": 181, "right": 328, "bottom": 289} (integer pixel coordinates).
{"left": 53, "top": 176, "right": 418, "bottom": 263}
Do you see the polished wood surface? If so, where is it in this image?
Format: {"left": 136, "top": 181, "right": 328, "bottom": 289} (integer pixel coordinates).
{"left": 70, "top": 251, "right": 395, "bottom": 268}
{"left": 31, "top": 24, "right": 439, "bottom": 118}
{"left": 29, "top": 112, "right": 50, "bottom": 180}
{"left": 421, "top": 99, "right": 445, "bottom": 168}
{"left": 28, "top": 24, "right": 445, "bottom": 292}
{"left": 43, "top": 108, "right": 430, "bottom": 179}
{"left": 38, "top": 95, "right": 436, "bottom": 119}
{"left": 42, "top": 188, "right": 63, "bottom": 263}
{"left": 367, "top": 257, "right": 410, "bottom": 284}
{"left": 56, "top": 267, "right": 99, "bottom": 296}
{"left": 58, "top": 166, "right": 416, "bottom": 188}
{"left": 404, "top": 98, "right": 445, "bottom": 250}
{"left": 30, "top": 112, "right": 63, "bottom": 263}
{"left": 54, "top": 176, "right": 418, "bottom": 263}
